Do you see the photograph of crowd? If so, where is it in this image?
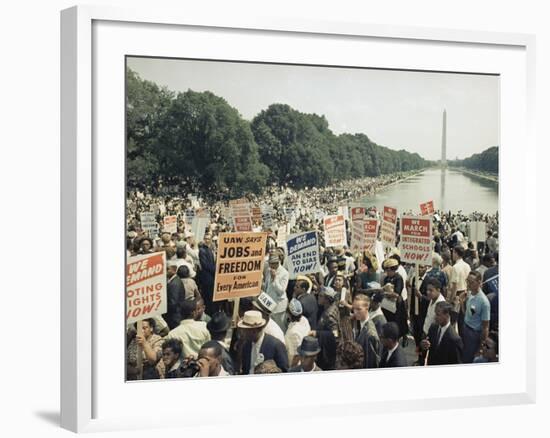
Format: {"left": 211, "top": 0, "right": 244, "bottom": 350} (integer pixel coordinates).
{"left": 125, "top": 57, "right": 499, "bottom": 380}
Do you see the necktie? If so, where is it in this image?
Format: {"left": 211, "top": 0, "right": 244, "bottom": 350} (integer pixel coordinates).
{"left": 435, "top": 327, "right": 442, "bottom": 347}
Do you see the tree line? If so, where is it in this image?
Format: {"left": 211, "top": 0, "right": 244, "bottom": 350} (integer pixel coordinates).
{"left": 127, "top": 68, "right": 430, "bottom": 197}
{"left": 448, "top": 146, "right": 498, "bottom": 174}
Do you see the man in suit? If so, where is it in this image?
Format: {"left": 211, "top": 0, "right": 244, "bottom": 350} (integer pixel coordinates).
{"left": 239, "top": 310, "right": 289, "bottom": 374}
{"left": 163, "top": 261, "right": 186, "bottom": 330}
{"left": 293, "top": 276, "right": 318, "bottom": 330}
{"left": 351, "top": 294, "right": 381, "bottom": 368}
{"left": 197, "top": 233, "right": 217, "bottom": 316}
{"left": 380, "top": 322, "right": 408, "bottom": 367}
{"left": 420, "top": 301, "right": 463, "bottom": 366}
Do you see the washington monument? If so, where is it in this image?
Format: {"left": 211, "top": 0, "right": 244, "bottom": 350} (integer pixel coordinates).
{"left": 441, "top": 109, "right": 447, "bottom": 168}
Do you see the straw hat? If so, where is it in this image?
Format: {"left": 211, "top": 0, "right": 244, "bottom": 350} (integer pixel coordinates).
{"left": 237, "top": 310, "right": 267, "bottom": 329}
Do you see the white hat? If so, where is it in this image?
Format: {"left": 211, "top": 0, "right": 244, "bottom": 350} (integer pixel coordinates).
{"left": 237, "top": 310, "right": 267, "bottom": 329}
{"left": 253, "top": 292, "right": 277, "bottom": 314}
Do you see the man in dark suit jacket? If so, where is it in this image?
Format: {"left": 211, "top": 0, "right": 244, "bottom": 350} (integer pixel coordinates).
{"left": 293, "top": 278, "right": 318, "bottom": 330}
{"left": 238, "top": 310, "right": 289, "bottom": 374}
{"left": 421, "top": 301, "right": 463, "bottom": 366}
{"left": 379, "top": 322, "right": 408, "bottom": 367}
{"left": 163, "top": 262, "right": 186, "bottom": 330}
{"left": 352, "top": 294, "right": 381, "bottom": 368}
{"left": 197, "top": 235, "right": 216, "bottom": 315}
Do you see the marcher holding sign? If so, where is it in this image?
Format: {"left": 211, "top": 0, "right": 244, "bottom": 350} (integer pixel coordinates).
{"left": 323, "top": 214, "right": 347, "bottom": 248}
{"left": 126, "top": 252, "right": 167, "bottom": 323}
{"left": 285, "top": 231, "right": 322, "bottom": 279}
{"left": 380, "top": 206, "right": 398, "bottom": 249}
{"left": 213, "top": 232, "right": 268, "bottom": 301}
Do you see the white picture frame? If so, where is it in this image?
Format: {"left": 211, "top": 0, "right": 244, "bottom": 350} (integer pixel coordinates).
{"left": 61, "top": 5, "right": 536, "bottom": 433}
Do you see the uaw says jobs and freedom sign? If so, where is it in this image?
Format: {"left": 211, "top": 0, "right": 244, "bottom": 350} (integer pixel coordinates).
{"left": 213, "top": 232, "right": 268, "bottom": 301}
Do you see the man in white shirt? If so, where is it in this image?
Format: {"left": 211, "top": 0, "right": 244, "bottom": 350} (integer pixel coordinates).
{"left": 165, "top": 299, "right": 211, "bottom": 359}
{"left": 448, "top": 245, "right": 471, "bottom": 329}
{"left": 285, "top": 298, "right": 311, "bottom": 366}
{"left": 262, "top": 254, "right": 290, "bottom": 331}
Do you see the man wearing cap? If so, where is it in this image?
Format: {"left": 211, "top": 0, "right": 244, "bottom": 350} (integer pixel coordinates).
{"left": 252, "top": 292, "right": 286, "bottom": 346}
{"left": 289, "top": 336, "right": 323, "bottom": 372}
{"left": 206, "top": 311, "right": 234, "bottom": 375}
{"left": 285, "top": 298, "right": 311, "bottom": 366}
{"left": 262, "top": 253, "right": 290, "bottom": 332}
{"left": 239, "top": 310, "right": 289, "bottom": 374}
{"left": 292, "top": 276, "right": 318, "bottom": 330}
{"left": 381, "top": 257, "right": 408, "bottom": 342}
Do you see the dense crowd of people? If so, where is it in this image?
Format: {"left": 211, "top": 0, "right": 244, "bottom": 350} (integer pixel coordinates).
{"left": 126, "top": 174, "right": 499, "bottom": 379}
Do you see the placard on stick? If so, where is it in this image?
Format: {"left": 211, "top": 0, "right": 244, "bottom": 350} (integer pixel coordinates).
{"left": 213, "top": 232, "right": 268, "bottom": 301}
{"left": 323, "top": 214, "right": 347, "bottom": 248}
{"left": 380, "top": 206, "right": 398, "bottom": 248}
{"left": 126, "top": 252, "right": 167, "bottom": 323}
{"left": 285, "top": 231, "right": 322, "bottom": 279}
{"left": 398, "top": 215, "right": 433, "bottom": 265}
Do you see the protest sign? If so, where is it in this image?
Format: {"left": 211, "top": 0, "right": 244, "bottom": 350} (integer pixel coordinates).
{"left": 213, "top": 232, "right": 268, "bottom": 301}
{"left": 251, "top": 206, "right": 262, "bottom": 224}
{"left": 364, "top": 218, "right": 379, "bottom": 252}
{"left": 469, "top": 221, "right": 487, "bottom": 243}
{"left": 276, "top": 225, "right": 287, "bottom": 249}
{"left": 350, "top": 207, "right": 366, "bottom": 252}
{"left": 163, "top": 215, "right": 178, "bottom": 234}
{"left": 420, "top": 200, "right": 435, "bottom": 215}
{"left": 126, "top": 252, "right": 167, "bottom": 323}
{"left": 261, "top": 204, "right": 274, "bottom": 231}
{"left": 380, "top": 206, "right": 398, "bottom": 248}
{"left": 191, "top": 216, "right": 210, "bottom": 242}
{"left": 185, "top": 208, "right": 195, "bottom": 226}
{"left": 398, "top": 215, "right": 432, "bottom": 265}
{"left": 234, "top": 216, "right": 253, "bottom": 232}
{"left": 140, "top": 212, "right": 158, "bottom": 237}
{"left": 286, "top": 231, "right": 322, "bottom": 279}
{"left": 323, "top": 214, "right": 347, "bottom": 247}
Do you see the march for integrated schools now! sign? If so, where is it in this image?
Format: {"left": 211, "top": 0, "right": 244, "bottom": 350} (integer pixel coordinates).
{"left": 285, "top": 231, "right": 322, "bottom": 279}
{"left": 213, "top": 232, "right": 268, "bottom": 302}
{"left": 126, "top": 252, "right": 167, "bottom": 323}
{"left": 398, "top": 215, "right": 432, "bottom": 265}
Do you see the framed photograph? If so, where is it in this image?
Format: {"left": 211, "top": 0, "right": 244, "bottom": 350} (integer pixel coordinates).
{"left": 61, "top": 5, "right": 536, "bottom": 433}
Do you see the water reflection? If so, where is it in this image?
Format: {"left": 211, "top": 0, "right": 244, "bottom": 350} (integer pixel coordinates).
{"left": 361, "top": 168, "right": 499, "bottom": 214}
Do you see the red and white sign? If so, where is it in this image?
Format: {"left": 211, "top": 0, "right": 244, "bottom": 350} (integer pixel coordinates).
{"left": 126, "top": 252, "right": 167, "bottom": 323}
{"left": 364, "top": 218, "right": 379, "bottom": 252}
{"left": 323, "top": 214, "right": 347, "bottom": 247}
{"left": 398, "top": 215, "right": 433, "bottom": 265}
{"left": 234, "top": 216, "right": 253, "bottom": 232}
{"left": 350, "top": 207, "right": 365, "bottom": 252}
{"left": 163, "top": 215, "right": 178, "bottom": 234}
{"left": 420, "top": 200, "right": 435, "bottom": 215}
{"left": 380, "top": 206, "right": 398, "bottom": 248}
{"left": 229, "top": 198, "right": 252, "bottom": 231}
